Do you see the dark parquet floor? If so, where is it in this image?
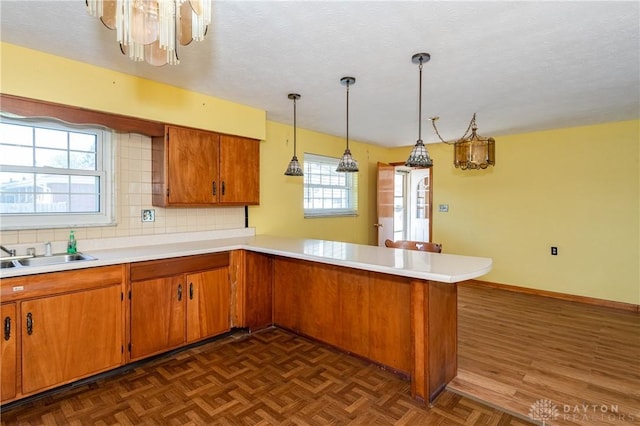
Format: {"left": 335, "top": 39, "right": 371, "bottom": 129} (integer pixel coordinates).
{"left": 1, "top": 327, "right": 528, "bottom": 425}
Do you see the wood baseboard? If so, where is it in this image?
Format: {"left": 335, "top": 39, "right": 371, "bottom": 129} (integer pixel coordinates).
{"left": 461, "top": 279, "right": 639, "bottom": 313}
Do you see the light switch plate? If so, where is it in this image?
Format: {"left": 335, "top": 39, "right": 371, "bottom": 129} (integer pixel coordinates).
{"left": 439, "top": 204, "right": 449, "bottom": 212}
{"left": 142, "top": 209, "right": 155, "bottom": 222}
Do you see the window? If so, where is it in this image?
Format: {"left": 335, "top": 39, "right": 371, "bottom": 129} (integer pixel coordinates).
{"left": 303, "top": 153, "right": 358, "bottom": 218}
{"left": 0, "top": 116, "right": 114, "bottom": 229}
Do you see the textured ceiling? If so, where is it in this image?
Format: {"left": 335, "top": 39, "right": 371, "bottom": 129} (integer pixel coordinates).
{"left": 1, "top": 1, "right": 639, "bottom": 147}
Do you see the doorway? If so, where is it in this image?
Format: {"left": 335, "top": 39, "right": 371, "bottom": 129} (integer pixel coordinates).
{"left": 376, "top": 163, "right": 433, "bottom": 245}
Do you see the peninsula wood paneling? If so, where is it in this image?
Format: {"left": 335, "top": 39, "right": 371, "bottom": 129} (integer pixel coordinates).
{"left": 273, "top": 257, "right": 412, "bottom": 374}
{"left": 242, "top": 251, "right": 274, "bottom": 331}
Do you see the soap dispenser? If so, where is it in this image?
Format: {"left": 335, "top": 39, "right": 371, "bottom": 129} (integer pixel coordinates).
{"left": 67, "top": 230, "right": 77, "bottom": 254}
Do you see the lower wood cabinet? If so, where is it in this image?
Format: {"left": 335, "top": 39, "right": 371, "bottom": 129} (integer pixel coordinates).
{"left": 1, "top": 303, "right": 17, "bottom": 402}
{"left": 129, "top": 253, "right": 230, "bottom": 361}
{"left": 0, "top": 265, "right": 125, "bottom": 404}
{"left": 21, "top": 285, "right": 123, "bottom": 394}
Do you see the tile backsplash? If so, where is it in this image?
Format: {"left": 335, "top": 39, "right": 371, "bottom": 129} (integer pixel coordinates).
{"left": 0, "top": 133, "right": 245, "bottom": 247}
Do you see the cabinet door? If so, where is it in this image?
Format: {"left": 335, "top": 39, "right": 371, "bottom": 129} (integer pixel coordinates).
{"left": 130, "top": 276, "right": 185, "bottom": 359}
{"left": 167, "top": 126, "right": 220, "bottom": 205}
{"left": 1, "top": 303, "right": 17, "bottom": 402}
{"left": 186, "top": 268, "right": 230, "bottom": 343}
{"left": 21, "top": 285, "right": 123, "bottom": 395}
{"left": 219, "top": 135, "right": 260, "bottom": 205}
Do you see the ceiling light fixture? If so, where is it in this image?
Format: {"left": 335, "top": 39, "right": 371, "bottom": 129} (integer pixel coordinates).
{"left": 284, "top": 93, "right": 303, "bottom": 176}
{"left": 336, "top": 77, "right": 359, "bottom": 173}
{"left": 86, "top": 0, "right": 211, "bottom": 66}
{"left": 405, "top": 53, "right": 433, "bottom": 168}
{"left": 431, "top": 113, "right": 496, "bottom": 170}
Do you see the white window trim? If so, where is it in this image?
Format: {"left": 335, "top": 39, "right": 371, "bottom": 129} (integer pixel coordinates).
{"left": 0, "top": 116, "right": 116, "bottom": 230}
{"left": 303, "top": 153, "right": 358, "bottom": 218}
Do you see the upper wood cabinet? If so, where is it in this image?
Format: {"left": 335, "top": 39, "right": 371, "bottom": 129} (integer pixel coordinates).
{"left": 152, "top": 125, "right": 260, "bottom": 207}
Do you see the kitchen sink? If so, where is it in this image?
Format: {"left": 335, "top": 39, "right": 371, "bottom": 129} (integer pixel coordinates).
{"left": 17, "top": 253, "right": 97, "bottom": 267}
{"left": 0, "top": 260, "right": 20, "bottom": 269}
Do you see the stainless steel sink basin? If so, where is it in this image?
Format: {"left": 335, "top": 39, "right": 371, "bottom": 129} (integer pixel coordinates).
{"left": 18, "top": 253, "right": 97, "bottom": 267}
{"left": 0, "top": 260, "right": 20, "bottom": 269}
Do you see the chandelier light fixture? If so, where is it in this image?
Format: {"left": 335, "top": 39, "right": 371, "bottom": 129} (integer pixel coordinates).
{"left": 86, "top": 0, "right": 212, "bottom": 66}
{"left": 431, "top": 113, "right": 496, "bottom": 170}
{"left": 336, "top": 76, "right": 359, "bottom": 173}
{"left": 405, "top": 53, "right": 433, "bottom": 168}
{"left": 284, "top": 93, "right": 303, "bottom": 176}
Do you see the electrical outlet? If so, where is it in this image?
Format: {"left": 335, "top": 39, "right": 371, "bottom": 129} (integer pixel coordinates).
{"left": 551, "top": 246, "right": 558, "bottom": 256}
{"left": 142, "top": 209, "right": 155, "bottom": 222}
{"left": 439, "top": 204, "right": 449, "bottom": 212}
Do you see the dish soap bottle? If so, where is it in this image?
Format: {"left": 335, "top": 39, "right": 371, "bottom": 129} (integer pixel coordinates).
{"left": 67, "top": 230, "right": 77, "bottom": 254}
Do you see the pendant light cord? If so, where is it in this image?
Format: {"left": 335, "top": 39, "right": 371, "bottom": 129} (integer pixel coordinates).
{"left": 346, "top": 80, "right": 350, "bottom": 150}
{"left": 293, "top": 97, "right": 297, "bottom": 155}
{"left": 418, "top": 57, "right": 423, "bottom": 142}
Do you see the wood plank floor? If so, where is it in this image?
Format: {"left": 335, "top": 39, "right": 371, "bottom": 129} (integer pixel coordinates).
{"left": 1, "top": 327, "right": 526, "bottom": 425}
{"left": 450, "top": 283, "right": 640, "bottom": 426}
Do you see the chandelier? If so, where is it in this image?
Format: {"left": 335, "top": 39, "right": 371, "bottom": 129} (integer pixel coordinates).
{"left": 86, "top": 0, "right": 212, "bottom": 66}
{"left": 431, "top": 113, "right": 496, "bottom": 170}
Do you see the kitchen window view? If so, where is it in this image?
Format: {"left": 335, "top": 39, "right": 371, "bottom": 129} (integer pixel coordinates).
{"left": 303, "top": 153, "right": 358, "bottom": 218}
{"left": 0, "top": 117, "right": 114, "bottom": 229}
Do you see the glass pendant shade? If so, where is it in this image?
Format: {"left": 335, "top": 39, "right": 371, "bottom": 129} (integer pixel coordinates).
{"left": 336, "top": 149, "right": 359, "bottom": 172}
{"left": 284, "top": 93, "right": 303, "bottom": 176}
{"left": 337, "top": 77, "right": 358, "bottom": 173}
{"left": 405, "top": 53, "right": 433, "bottom": 169}
{"left": 406, "top": 140, "right": 433, "bottom": 168}
{"left": 86, "top": 0, "right": 212, "bottom": 66}
{"left": 285, "top": 155, "right": 303, "bottom": 176}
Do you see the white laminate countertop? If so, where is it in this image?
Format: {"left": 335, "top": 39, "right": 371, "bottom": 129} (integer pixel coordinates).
{"left": 0, "top": 234, "right": 492, "bottom": 283}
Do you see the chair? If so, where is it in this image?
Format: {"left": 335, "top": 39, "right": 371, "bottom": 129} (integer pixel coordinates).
{"left": 384, "top": 239, "right": 442, "bottom": 253}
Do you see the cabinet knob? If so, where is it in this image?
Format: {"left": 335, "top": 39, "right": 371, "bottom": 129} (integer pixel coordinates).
{"left": 221, "top": 181, "right": 226, "bottom": 196}
{"left": 4, "top": 316, "right": 10, "bottom": 341}
{"left": 212, "top": 181, "right": 216, "bottom": 196}
{"left": 189, "top": 283, "right": 194, "bottom": 300}
{"left": 177, "top": 284, "right": 183, "bottom": 301}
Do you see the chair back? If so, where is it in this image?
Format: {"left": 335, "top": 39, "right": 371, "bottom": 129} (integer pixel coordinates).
{"left": 384, "top": 239, "right": 442, "bottom": 253}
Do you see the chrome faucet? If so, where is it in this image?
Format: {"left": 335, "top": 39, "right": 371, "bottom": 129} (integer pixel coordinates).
{"left": 0, "top": 245, "right": 16, "bottom": 257}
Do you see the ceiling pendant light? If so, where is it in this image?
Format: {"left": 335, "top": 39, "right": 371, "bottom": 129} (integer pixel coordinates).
{"left": 431, "top": 114, "right": 496, "bottom": 170}
{"left": 86, "top": 0, "right": 212, "bottom": 66}
{"left": 336, "top": 76, "right": 359, "bottom": 173}
{"left": 405, "top": 53, "right": 433, "bottom": 168}
{"left": 284, "top": 93, "right": 303, "bottom": 176}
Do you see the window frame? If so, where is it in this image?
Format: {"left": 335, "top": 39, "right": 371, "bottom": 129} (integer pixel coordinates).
{"left": 303, "top": 153, "right": 358, "bottom": 218}
{"left": 0, "top": 115, "right": 115, "bottom": 230}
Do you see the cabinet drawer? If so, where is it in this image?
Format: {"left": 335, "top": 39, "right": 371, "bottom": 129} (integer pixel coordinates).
{"left": 130, "top": 252, "right": 229, "bottom": 282}
{"left": 0, "top": 265, "right": 124, "bottom": 303}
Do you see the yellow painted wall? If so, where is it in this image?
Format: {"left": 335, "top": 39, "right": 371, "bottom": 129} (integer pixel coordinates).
{"left": 0, "top": 43, "right": 265, "bottom": 139}
{"left": 249, "top": 121, "right": 391, "bottom": 245}
{"left": 390, "top": 120, "right": 640, "bottom": 305}
{"left": 2, "top": 43, "right": 637, "bottom": 305}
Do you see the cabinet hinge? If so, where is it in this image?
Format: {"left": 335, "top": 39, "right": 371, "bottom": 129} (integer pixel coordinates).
{"left": 121, "top": 292, "right": 124, "bottom": 301}
{"left": 128, "top": 290, "right": 131, "bottom": 300}
{"left": 128, "top": 343, "right": 131, "bottom": 352}
{"left": 167, "top": 188, "right": 170, "bottom": 197}
{"left": 121, "top": 345, "right": 124, "bottom": 354}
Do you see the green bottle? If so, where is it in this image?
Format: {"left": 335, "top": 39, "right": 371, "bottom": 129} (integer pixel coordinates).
{"left": 67, "top": 230, "right": 77, "bottom": 254}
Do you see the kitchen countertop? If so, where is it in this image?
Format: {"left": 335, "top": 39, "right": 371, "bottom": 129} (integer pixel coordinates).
{"left": 0, "top": 234, "right": 492, "bottom": 283}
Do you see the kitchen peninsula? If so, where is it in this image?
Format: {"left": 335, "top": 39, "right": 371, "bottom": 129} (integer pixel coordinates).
{"left": 1, "top": 233, "right": 491, "bottom": 404}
